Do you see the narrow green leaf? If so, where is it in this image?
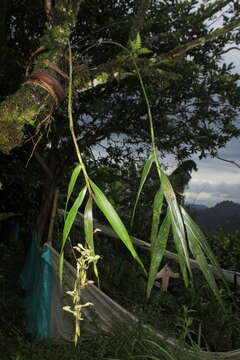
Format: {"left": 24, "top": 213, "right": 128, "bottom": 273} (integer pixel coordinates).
{"left": 59, "top": 185, "right": 87, "bottom": 284}
{"left": 65, "top": 164, "right": 81, "bottom": 214}
{"left": 84, "top": 196, "right": 99, "bottom": 286}
{"left": 181, "top": 206, "right": 227, "bottom": 281}
{"left": 90, "top": 180, "right": 146, "bottom": 275}
{"left": 142, "top": 339, "right": 176, "bottom": 360}
{"left": 136, "top": 47, "right": 152, "bottom": 55}
{"left": 84, "top": 195, "right": 94, "bottom": 252}
{"left": 180, "top": 206, "right": 230, "bottom": 305}
{"left": 147, "top": 210, "right": 171, "bottom": 298}
{"left": 171, "top": 226, "right": 189, "bottom": 287}
{"left": 84, "top": 195, "right": 99, "bottom": 282}
{"left": 62, "top": 186, "right": 87, "bottom": 247}
{"left": 150, "top": 187, "right": 164, "bottom": 248}
{"left": 59, "top": 251, "right": 64, "bottom": 287}
{"left": 161, "top": 171, "right": 191, "bottom": 286}
{"left": 131, "top": 152, "right": 154, "bottom": 227}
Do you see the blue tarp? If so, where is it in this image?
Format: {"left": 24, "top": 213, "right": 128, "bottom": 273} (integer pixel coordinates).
{"left": 19, "top": 233, "right": 53, "bottom": 339}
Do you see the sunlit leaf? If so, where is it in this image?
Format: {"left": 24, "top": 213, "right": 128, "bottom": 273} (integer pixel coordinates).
{"left": 130, "top": 32, "right": 142, "bottom": 51}
{"left": 147, "top": 209, "right": 171, "bottom": 298}
{"left": 136, "top": 47, "right": 152, "bottom": 55}
{"left": 60, "top": 185, "right": 87, "bottom": 284}
{"left": 131, "top": 151, "right": 154, "bottom": 227}
{"left": 161, "top": 171, "right": 191, "bottom": 286}
{"left": 84, "top": 195, "right": 99, "bottom": 281}
{"left": 181, "top": 206, "right": 228, "bottom": 280}
{"left": 84, "top": 195, "right": 94, "bottom": 252}
{"left": 90, "top": 180, "right": 146, "bottom": 274}
{"left": 150, "top": 187, "right": 164, "bottom": 248}
{"left": 64, "top": 164, "right": 81, "bottom": 215}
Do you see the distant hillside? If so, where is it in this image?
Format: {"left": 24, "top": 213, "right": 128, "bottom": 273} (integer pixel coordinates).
{"left": 192, "top": 201, "right": 240, "bottom": 232}
{"left": 188, "top": 204, "right": 208, "bottom": 211}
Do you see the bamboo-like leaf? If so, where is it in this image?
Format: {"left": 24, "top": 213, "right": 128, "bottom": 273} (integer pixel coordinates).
{"left": 62, "top": 186, "right": 87, "bottom": 247}
{"left": 147, "top": 209, "right": 171, "bottom": 298}
{"left": 161, "top": 171, "right": 191, "bottom": 286}
{"left": 84, "top": 195, "right": 94, "bottom": 252}
{"left": 131, "top": 152, "right": 154, "bottom": 227}
{"left": 64, "top": 164, "right": 81, "bottom": 215}
{"left": 181, "top": 206, "right": 228, "bottom": 283}
{"left": 84, "top": 195, "right": 99, "bottom": 281}
{"left": 180, "top": 206, "right": 230, "bottom": 304}
{"left": 60, "top": 185, "right": 87, "bottom": 284}
{"left": 136, "top": 47, "right": 152, "bottom": 55}
{"left": 171, "top": 222, "right": 189, "bottom": 287}
{"left": 150, "top": 187, "right": 164, "bottom": 248}
{"left": 90, "top": 180, "right": 146, "bottom": 274}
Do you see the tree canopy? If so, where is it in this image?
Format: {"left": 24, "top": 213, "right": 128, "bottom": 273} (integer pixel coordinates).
{"left": 1, "top": 0, "right": 240, "bottom": 157}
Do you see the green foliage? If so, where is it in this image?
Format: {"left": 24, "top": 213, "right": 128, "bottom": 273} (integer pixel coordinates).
{"left": 87, "top": 228, "right": 240, "bottom": 352}
{"left": 129, "top": 33, "right": 142, "bottom": 51}
{"left": 180, "top": 207, "right": 229, "bottom": 306}
{"left": 209, "top": 229, "right": 240, "bottom": 270}
{"left": 60, "top": 185, "right": 87, "bottom": 283}
{"left": 60, "top": 43, "right": 145, "bottom": 298}
{"left": 65, "top": 164, "right": 82, "bottom": 213}
{"left": 90, "top": 180, "right": 146, "bottom": 273}
{"left": 84, "top": 196, "right": 94, "bottom": 254}
{"left": 173, "top": 277, "right": 240, "bottom": 352}
{"left": 1, "top": 326, "right": 194, "bottom": 360}
{"left": 128, "top": 56, "right": 224, "bottom": 304}
{"left": 150, "top": 187, "right": 164, "bottom": 245}
{"left": 131, "top": 152, "right": 155, "bottom": 228}
{"left": 128, "top": 32, "right": 152, "bottom": 57}
{"left": 147, "top": 210, "right": 171, "bottom": 298}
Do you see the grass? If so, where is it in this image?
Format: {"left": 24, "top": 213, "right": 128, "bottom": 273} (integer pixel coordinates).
{"left": 0, "top": 334, "right": 194, "bottom": 360}
{"left": 0, "top": 324, "right": 198, "bottom": 360}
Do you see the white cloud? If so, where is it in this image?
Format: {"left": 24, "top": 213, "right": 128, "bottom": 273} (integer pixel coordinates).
{"left": 183, "top": 134, "right": 240, "bottom": 207}
{"left": 186, "top": 178, "right": 240, "bottom": 206}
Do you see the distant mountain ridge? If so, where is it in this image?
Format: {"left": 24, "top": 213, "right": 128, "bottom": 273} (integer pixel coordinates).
{"left": 188, "top": 201, "right": 240, "bottom": 232}
{"left": 188, "top": 204, "right": 208, "bottom": 211}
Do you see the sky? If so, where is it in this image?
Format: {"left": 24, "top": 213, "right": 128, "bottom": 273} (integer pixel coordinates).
{"left": 185, "top": 138, "right": 240, "bottom": 206}
{"left": 184, "top": 48, "right": 240, "bottom": 208}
